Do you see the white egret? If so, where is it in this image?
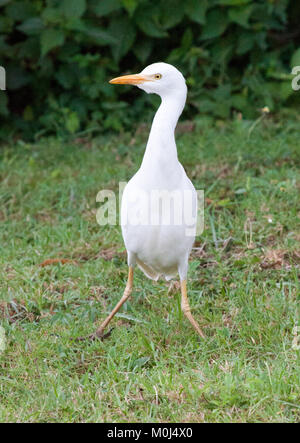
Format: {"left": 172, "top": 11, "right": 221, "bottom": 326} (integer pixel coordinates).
{"left": 94, "top": 62, "right": 204, "bottom": 339}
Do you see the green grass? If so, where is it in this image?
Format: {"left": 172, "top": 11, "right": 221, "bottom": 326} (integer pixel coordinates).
{"left": 0, "top": 115, "right": 299, "bottom": 422}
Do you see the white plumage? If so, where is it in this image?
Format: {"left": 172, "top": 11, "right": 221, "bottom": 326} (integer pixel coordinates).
{"left": 121, "top": 63, "right": 196, "bottom": 281}
{"left": 93, "top": 63, "right": 204, "bottom": 340}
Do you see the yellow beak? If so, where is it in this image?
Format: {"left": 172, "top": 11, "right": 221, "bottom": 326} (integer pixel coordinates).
{"left": 109, "top": 73, "right": 150, "bottom": 85}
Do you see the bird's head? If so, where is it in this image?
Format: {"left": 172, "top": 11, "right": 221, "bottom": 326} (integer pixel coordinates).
{"left": 109, "top": 62, "right": 187, "bottom": 98}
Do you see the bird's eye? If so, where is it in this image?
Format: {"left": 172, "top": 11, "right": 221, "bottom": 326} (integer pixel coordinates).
{"left": 154, "top": 73, "right": 162, "bottom": 80}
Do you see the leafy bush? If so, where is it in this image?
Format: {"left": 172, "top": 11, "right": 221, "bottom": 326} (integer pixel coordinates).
{"left": 0, "top": 0, "right": 299, "bottom": 139}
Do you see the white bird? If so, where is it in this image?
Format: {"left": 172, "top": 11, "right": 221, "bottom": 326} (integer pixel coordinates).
{"left": 94, "top": 62, "right": 204, "bottom": 339}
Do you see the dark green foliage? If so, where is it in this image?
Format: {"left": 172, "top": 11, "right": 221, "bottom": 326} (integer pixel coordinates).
{"left": 0, "top": 0, "right": 299, "bottom": 139}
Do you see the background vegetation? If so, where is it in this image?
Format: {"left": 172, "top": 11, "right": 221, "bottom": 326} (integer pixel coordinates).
{"left": 0, "top": 0, "right": 299, "bottom": 424}
{"left": 0, "top": 0, "right": 299, "bottom": 140}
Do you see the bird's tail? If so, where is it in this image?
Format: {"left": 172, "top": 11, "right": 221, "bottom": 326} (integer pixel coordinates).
{"left": 136, "top": 258, "right": 176, "bottom": 281}
{"left": 136, "top": 258, "right": 160, "bottom": 281}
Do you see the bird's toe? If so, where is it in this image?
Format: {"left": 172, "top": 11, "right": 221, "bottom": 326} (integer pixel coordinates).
{"left": 73, "top": 328, "right": 114, "bottom": 342}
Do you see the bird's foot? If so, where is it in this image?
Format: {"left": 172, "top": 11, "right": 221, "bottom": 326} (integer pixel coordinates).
{"left": 73, "top": 328, "right": 114, "bottom": 342}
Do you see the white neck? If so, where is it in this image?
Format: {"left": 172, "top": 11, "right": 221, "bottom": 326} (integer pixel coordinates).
{"left": 140, "top": 88, "right": 187, "bottom": 169}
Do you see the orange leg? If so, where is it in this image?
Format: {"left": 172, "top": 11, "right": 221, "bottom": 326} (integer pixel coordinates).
{"left": 181, "top": 280, "right": 205, "bottom": 338}
{"left": 95, "top": 266, "right": 134, "bottom": 338}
